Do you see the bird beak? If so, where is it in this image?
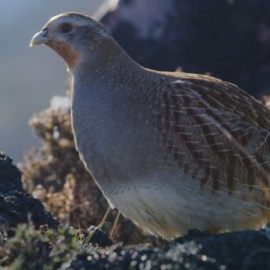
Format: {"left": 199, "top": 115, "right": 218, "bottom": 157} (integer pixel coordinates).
{"left": 30, "top": 29, "right": 49, "bottom": 47}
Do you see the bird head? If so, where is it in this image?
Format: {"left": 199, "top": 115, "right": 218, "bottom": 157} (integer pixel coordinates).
{"left": 30, "top": 13, "right": 111, "bottom": 69}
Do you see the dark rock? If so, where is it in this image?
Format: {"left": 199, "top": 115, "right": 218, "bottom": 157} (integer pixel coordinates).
{"left": 100, "top": 0, "right": 270, "bottom": 98}
{"left": 67, "top": 230, "right": 270, "bottom": 270}
{"left": 79, "top": 226, "right": 113, "bottom": 248}
{"left": 0, "top": 154, "right": 22, "bottom": 192}
{"left": 0, "top": 153, "right": 58, "bottom": 230}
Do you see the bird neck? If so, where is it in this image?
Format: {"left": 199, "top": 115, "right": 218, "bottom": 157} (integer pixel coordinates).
{"left": 70, "top": 38, "right": 150, "bottom": 92}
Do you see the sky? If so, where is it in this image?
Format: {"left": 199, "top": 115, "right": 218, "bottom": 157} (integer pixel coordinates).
{"left": 0, "top": 1, "right": 103, "bottom": 162}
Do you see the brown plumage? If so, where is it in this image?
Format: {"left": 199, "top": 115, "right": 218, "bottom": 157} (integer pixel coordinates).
{"left": 30, "top": 13, "right": 270, "bottom": 239}
{"left": 159, "top": 74, "right": 270, "bottom": 193}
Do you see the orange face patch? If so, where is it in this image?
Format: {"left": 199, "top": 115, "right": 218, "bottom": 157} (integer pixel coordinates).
{"left": 48, "top": 41, "right": 81, "bottom": 68}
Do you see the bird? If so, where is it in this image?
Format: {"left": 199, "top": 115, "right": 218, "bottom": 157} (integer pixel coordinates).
{"left": 30, "top": 12, "right": 270, "bottom": 240}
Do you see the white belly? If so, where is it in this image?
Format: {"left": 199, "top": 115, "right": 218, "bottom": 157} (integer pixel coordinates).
{"left": 102, "top": 181, "right": 267, "bottom": 240}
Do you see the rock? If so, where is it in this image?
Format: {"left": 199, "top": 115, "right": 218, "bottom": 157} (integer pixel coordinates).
{"left": 0, "top": 153, "right": 58, "bottom": 231}
{"left": 67, "top": 229, "right": 270, "bottom": 270}
{"left": 99, "top": 0, "right": 270, "bottom": 98}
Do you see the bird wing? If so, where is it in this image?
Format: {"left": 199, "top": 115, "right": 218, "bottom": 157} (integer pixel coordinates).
{"left": 156, "top": 74, "right": 270, "bottom": 196}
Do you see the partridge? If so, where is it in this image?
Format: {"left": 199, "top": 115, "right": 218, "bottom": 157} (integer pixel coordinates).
{"left": 30, "top": 13, "right": 270, "bottom": 240}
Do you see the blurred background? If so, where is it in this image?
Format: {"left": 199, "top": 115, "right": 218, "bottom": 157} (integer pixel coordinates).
{"left": 0, "top": 0, "right": 103, "bottom": 162}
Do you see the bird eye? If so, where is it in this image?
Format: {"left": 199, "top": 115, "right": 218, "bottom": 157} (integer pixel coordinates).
{"left": 60, "top": 23, "right": 73, "bottom": 33}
